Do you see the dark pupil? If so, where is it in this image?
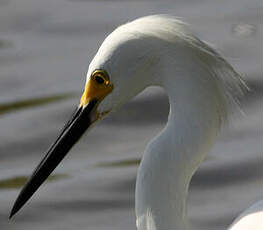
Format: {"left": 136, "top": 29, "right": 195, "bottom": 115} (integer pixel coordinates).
{"left": 95, "top": 76, "right": 105, "bottom": 84}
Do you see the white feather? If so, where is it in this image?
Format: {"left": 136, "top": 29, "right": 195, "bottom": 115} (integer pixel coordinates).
{"left": 86, "top": 15, "right": 251, "bottom": 230}
{"left": 91, "top": 15, "right": 248, "bottom": 125}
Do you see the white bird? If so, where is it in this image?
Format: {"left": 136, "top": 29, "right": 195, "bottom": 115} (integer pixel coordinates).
{"left": 10, "top": 15, "right": 261, "bottom": 230}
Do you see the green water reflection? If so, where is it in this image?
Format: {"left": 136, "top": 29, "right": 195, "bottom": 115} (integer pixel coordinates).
{"left": 0, "top": 174, "right": 68, "bottom": 190}
{"left": 97, "top": 158, "right": 141, "bottom": 168}
{"left": 0, "top": 93, "right": 77, "bottom": 116}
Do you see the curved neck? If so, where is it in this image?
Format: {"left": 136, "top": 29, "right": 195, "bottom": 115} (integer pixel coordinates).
{"left": 135, "top": 59, "right": 222, "bottom": 230}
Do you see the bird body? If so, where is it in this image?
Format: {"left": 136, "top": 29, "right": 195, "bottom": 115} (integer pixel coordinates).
{"left": 10, "top": 15, "right": 257, "bottom": 230}
{"left": 229, "top": 200, "right": 263, "bottom": 230}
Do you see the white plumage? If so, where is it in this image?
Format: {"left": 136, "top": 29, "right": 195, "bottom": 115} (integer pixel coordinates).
{"left": 91, "top": 15, "right": 246, "bottom": 124}
{"left": 229, "top": 200, "right": 263, "bottom": 230}
{"left": 86, "top": 15, "right": 258, "bottom": 230}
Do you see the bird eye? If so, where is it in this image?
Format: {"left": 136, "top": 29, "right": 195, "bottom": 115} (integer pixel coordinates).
{"left": 91, "top": 70, "right": 110, "bottom": 86}
{"left": 94, "top": 75, "right": 105, "bottom": 84}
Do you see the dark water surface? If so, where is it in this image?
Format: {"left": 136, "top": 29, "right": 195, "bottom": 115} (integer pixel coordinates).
{"left": 0, "top": 0, "right": 263, "bottom": 229}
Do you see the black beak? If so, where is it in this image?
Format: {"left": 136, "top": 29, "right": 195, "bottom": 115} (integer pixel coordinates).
{"left": 9, "top": 99, "right": 98, "bottom": 219}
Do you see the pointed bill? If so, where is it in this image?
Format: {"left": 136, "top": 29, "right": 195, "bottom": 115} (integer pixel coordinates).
{"left": 10, "top": 69, "right": 113, "bottom": 219}
{"left": 10, "top": 99, "right": 98, "bottom": 218}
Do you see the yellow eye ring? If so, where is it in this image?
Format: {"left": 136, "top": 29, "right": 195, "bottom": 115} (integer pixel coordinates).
{"left": 91, "top": 70, "right": 110, "bottom": 86}
{"left": 80, "top": 69, "right": 113, "bottom": 107}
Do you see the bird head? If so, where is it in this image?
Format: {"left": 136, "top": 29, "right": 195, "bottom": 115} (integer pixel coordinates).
{"left": 82, "top": 29, "right": 160, "bottom": 120}
{"left": 10, "top": 16, "right": 161, "bottom": 218}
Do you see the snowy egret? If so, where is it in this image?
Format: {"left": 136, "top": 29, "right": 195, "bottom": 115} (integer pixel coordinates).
{"left": 10, "top": 15, "right": 259, "bottom": 229}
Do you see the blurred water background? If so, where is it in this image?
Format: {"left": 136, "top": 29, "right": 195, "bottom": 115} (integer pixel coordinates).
{"left": 0, "top": 0, "right": 263, "bottom": 229}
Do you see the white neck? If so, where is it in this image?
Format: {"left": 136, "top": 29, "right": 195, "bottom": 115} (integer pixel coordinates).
{"left": 135, "top": 56, "right": 223, "bottom": 230}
